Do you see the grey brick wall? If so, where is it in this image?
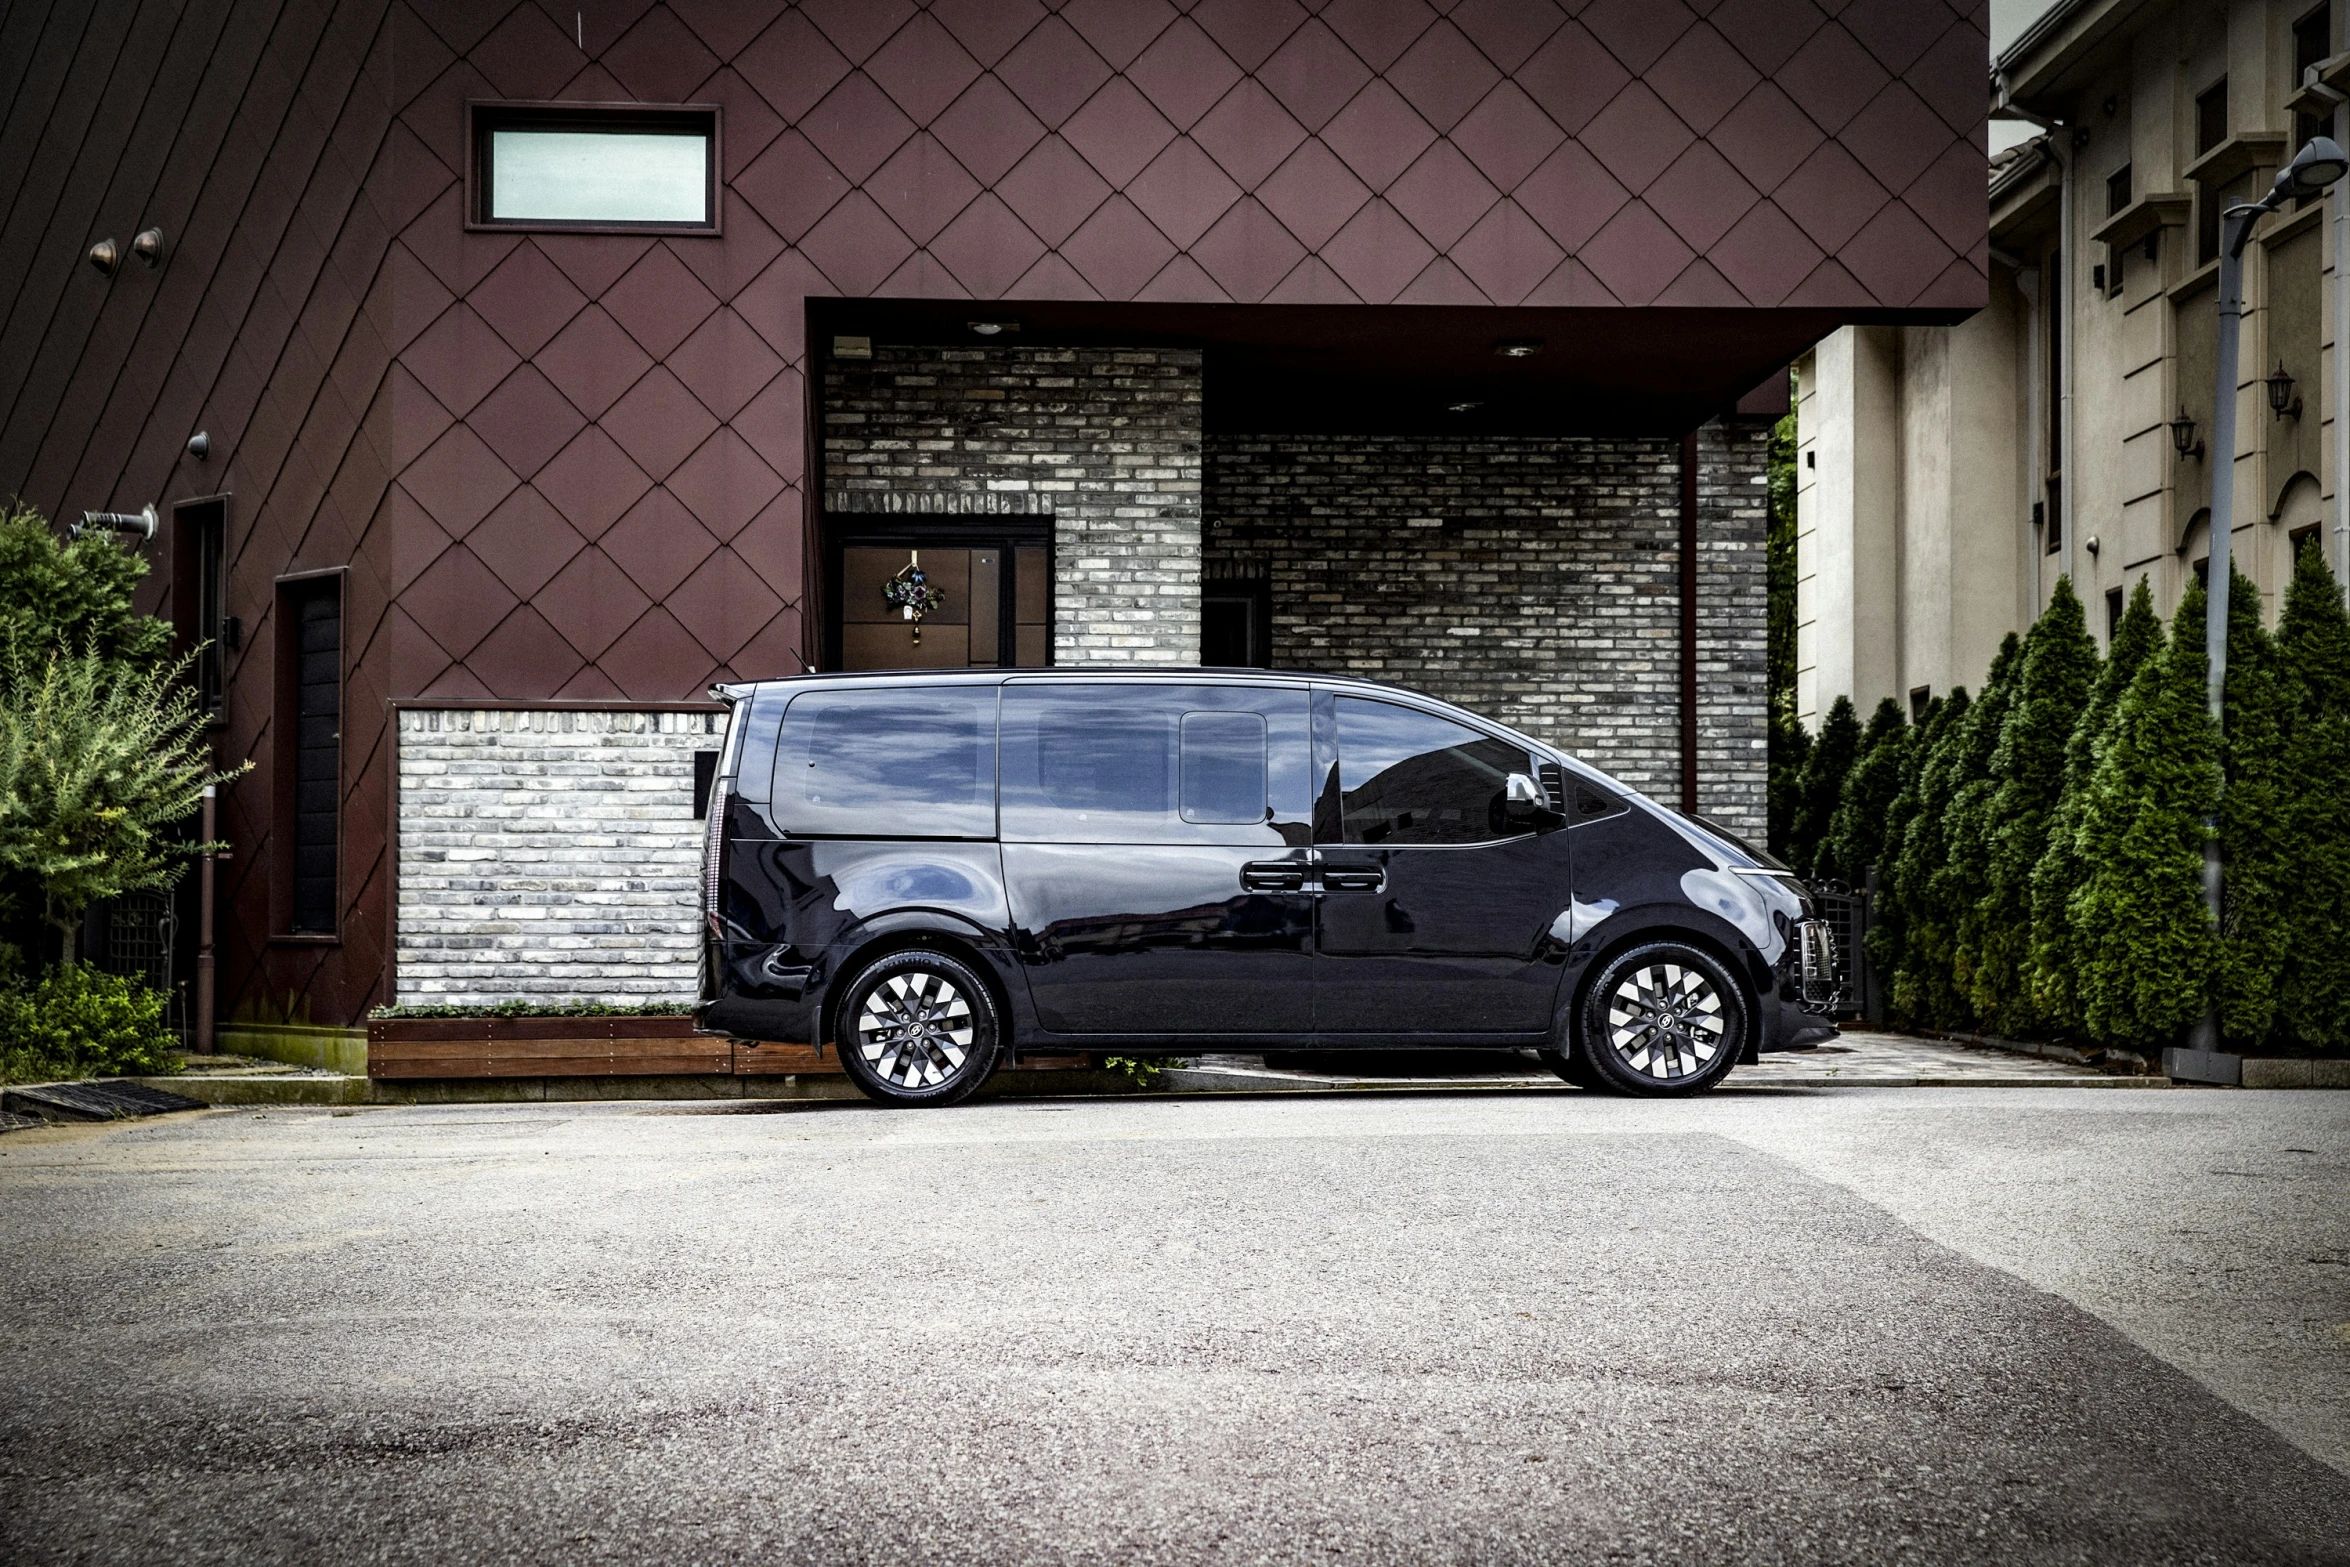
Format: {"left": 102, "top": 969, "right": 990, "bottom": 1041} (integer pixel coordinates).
{"left": 824, "top": 345, "right": 1203, "bottom": 663}
{"left": 394, "top": 708, "right": 722, "bottom": 1006}
{"left": 1205, "top": 421, "right": 1768, "bottom": 839}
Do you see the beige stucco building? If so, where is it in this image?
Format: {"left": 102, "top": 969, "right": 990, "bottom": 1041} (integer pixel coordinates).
{"left": 1798, "top": 0, "right": 2349, "bottom": 725}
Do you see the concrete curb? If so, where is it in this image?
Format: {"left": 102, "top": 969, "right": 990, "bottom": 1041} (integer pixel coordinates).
{"left": 123, "top": 1068, "right": 1149, "bottom": 1106}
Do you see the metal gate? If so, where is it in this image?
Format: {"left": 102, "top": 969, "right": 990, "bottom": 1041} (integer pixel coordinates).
{"left": 1805, "top": 878, "right": 1876, "bottom": 1021}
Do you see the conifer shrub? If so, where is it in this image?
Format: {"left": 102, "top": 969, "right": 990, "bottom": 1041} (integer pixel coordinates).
{"left": 1940, "top": 634, "right": 2024, "bottom": 1025}
{"left": 2274, "top": 544, "right": 2350, "bottom": 1053}
{"left": 2213, "top": 567, "right": 2292, "bottom": 1048}
{"left": 1825, "top": 698, "right": 1907, "bottom": 894}
{"left": 1767, "top": 709, "right": 1811, "bottom": 866}
{"left": 2030, "top": 580, "right": 2161, "bottom": 1034}
{"left": 1883, "top": 689, "right": 1968, "bottom": 1024}
{"left": 1788, "top": 695, "right": 1859, "bottom": 878}
{"left": 2070, "top": 584, "right": 2218, "bottom": 1048}
{"left": 1971, "top": 580, "right": 2098, "bottom": 1033}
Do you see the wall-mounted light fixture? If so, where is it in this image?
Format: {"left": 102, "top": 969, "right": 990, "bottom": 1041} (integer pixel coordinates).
{"left": 2265, "top": 360, "right": 2302, "bottom": 419}
{"left": 187, "top": 431, "right": 210, "bottom": 461}
{"left": 2169, "top": 407, "right": 2204, "bottom": 460}
{"left": 87, "top": 238, "right": 120, "bottom": 275}
{"left": 2086, "top": 534, "right": 2101, "bottom": 556}
{"left": 73, "top": 504, "right": 158, "bottom": 542}
{"left": 1491, "top": 338, "right": 1542, "bottom": 358}
{"left": 132, "top": 227, "right": 165, "bottom": 266}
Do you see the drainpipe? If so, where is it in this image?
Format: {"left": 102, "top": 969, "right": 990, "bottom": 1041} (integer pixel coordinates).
{"left": 1997, "top": 243, "right": 2043, "bottom": 617}
{"left": 1680, "top": 430, "right": 1699, "bottom": 815}
{"left": 197, "top": 785, "right": 215, "bottom": 1055}
{"left": 1998, "top": 84, "right": 2073, "bottom": 589}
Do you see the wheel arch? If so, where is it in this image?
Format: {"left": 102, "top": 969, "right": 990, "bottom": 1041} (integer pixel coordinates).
{"left": 820, "top": 920, "right": 1017, "bottom": 1055}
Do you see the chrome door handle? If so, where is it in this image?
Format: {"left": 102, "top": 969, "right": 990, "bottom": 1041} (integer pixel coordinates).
{"left": 1320, "top": 863, "right": 1384, "bottom": 893}
{"left": 1240, "top": 861, "right": 1308, "bottom": 891}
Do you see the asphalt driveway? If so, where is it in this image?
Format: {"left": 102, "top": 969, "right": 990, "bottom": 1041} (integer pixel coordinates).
{"left": 2, "top": 1088, "right": 2344, "bottom": 1565}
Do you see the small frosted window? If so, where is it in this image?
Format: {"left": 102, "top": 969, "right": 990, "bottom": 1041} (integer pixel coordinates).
{"left": 488, "top": 128, "right": 706, "bottom": 223}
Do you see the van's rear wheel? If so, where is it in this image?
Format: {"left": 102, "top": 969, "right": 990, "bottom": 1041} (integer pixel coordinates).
{"left": 835, "top": 950, "right": 1002, "bottom": 1107}
{"left": 1577, "top": 942, "right": 1745, "bottom": 1097}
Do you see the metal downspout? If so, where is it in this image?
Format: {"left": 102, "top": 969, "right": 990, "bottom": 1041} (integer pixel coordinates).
{"left": 2057, "top": 134, "right": 2077, "bottom": 590}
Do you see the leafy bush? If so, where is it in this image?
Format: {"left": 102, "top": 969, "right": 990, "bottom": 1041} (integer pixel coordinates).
{"left": 369, "top": 1000, "right": 696, "bottom": 1019}
{"left": 1102, "top": 1054, "right": 1178, "bottom": 1088}
{"left": 0, "top": 641, "right": 241, "bottom": 954}
{"left": 0, "top": 962, "right": 177, "bottom": 1083}
{"left": 2275, "top": 545, "right": 2350, "bottom": 1054}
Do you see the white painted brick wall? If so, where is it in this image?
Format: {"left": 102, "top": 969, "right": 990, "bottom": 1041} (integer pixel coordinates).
{"left": 395, "top": 708, "right": 723, "bottom": 1006}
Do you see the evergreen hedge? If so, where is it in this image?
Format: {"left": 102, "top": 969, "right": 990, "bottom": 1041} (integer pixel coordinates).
{"left": 1795, "top": 558, "right": 2350, "bottom": 1057}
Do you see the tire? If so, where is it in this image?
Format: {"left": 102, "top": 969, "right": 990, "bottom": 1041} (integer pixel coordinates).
{"left": 1575, "top": 941, "right": 1747, "bottom": 1098}
{"left": 833, "top": 949, "right": 1003, "bottom": 1107}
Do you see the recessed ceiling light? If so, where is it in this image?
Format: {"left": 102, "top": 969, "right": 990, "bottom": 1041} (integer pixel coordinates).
{"left": 1493, "top": 338, "right": 1543, "bottom": 358}
{"left": 968, "top": 320, "right": 1019, "bottom": 336}
{"left": 1447, "top": 400, "right": 1482, "bottom": 413}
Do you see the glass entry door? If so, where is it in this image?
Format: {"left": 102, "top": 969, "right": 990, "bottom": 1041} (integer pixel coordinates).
{"left": 827, "top": 519, "right": 1050, "bottom": 671}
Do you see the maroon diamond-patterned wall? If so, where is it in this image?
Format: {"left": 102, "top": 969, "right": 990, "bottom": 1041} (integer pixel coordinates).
{"left": 385, "top": 0, "right": 1987, "bottom": 705}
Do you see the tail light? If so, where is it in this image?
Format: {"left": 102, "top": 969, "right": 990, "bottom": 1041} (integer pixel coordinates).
{"left": 702, "top": 781, "right": 729, "bottom": 921}
{"left": 1798, "top": 918, "right": 1836, "bottom": 1007}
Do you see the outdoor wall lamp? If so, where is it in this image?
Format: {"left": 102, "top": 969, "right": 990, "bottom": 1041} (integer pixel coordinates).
{"left": 2085, "top": 535, "right": 2101, "bottom": 556}
{"left": 131, "top": 227, "right": 165, "bottom": 266}
{"left": 73, "top": 504, "right": 158, "bottom": 542}
{"left": 2169, "top": 407, "right": 2204, "bottom": 460}
{"left": 2265, "top": 361, "right": 2302, "bottom": 419}
{"left": 87, "top": 238, "right": 119, "bottom": 275}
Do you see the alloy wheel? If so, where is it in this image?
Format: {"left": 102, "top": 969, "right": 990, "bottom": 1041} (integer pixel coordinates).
{"left": 1602, "top": 961, "right": 1728, "bottom": 1082}
{"left": 855, "top": 970, "right": 975, "bottom": 1089}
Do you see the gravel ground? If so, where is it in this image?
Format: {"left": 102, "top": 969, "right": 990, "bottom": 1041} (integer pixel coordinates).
{"left": 1, "top": 1088, "right": 2344, "bottom": 1566}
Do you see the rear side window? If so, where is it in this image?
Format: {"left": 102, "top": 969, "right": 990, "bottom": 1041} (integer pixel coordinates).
{"left": 1334, "top": 697, "right": 1532, "bottom": 846}
{"left": 771, "top": 687, "right": 997, "bottom": 838}
{"left": 725, "top": 688, "right": 785, "bottom": 804}
{"left": 999, "top": 683, "right": 1308, "bottom": 844}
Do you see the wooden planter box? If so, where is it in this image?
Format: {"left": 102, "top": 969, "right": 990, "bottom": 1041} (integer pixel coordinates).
{"left": 368, "top": 1015, "right": 738, "bottom": 1079}
{"left": 369, "top": 1017, "right": 1092, "bottom": 1080}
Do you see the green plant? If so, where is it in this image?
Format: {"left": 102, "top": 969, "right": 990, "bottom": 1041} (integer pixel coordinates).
{"left": 1824, "top": 698, "right": 1907, "bottom": 893}
{"left": 1788, "top": 696, "right": 1859, "bottom": 880}
{"left": 2214, "top": 567, "right": 2292, "bottom": 1049}
{"left": 2030, "top": 579, "right": 2161, "bottom": 1034}
{"left": 0, "top": 641, "right": 244, "bottom": 957}
{"left": 1865, "top": 692, "right": 1949, "bottom": 1000}
{"left": 1886, "top": 683, "right": 1974, "bottom": 1027}
{"left": 0, "top": 502, "right": 172, "bottom": 673}
{"left": 1764, "top": 399, "right": 1804, "bottom": 864}
{"left": 368, "top": 1000, "right": 696, "bottom": 1018}
{"left": 1767, "top": 707, "right": 1811, "bottom": 866}
{"left": 1968, "top": 582, "right": 2099, "bottom": 1033}
{"left": 1102, "top": 1054, "right": 1178, "bottom": 1088}
{"left": 2070, "top": 584, "right": 2218, "bottom": 1049}
{"left": 2273, "top": 544, "right": 2350, "bottom": 1054}
{"left": 0, "top": 961, "right": 177, "bottom": 1083}
{"left": 1936, "top": 634, "right": 2024, "bottom": 1026}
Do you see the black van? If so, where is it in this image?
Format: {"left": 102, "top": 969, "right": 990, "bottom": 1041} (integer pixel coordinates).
{"left": 699, "top": 670, "right": 1836, "bottom": 1106}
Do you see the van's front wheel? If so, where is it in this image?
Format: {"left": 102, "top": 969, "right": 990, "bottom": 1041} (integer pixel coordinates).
{"left": 835, "top": 950, "right": 1003, "bottom": 1107}
{"left": 1575, "top": 941, "right": 1745, "bottom": 1097}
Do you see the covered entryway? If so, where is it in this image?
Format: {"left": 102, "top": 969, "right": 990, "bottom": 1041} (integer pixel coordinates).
{"left": 826, "top": 515, "right": 1052, "bottom": 671}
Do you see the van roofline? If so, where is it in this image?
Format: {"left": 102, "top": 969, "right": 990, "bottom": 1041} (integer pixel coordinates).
{"left": 716, "top": 666, "right": 1421, "bottom": 699}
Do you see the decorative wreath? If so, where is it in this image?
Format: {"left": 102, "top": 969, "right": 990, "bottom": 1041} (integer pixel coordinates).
{"left": 883, "top": 557, "right": 945, "bottom": 643}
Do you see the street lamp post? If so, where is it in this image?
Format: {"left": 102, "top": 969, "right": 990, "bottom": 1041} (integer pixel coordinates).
{"left": 2172, "top": 136, "right": 2350, "bottom": 1083}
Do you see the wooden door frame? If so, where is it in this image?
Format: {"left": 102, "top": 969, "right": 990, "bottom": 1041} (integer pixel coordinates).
{"left": 820, "top": 512, "right": 1054, "bottom": 671}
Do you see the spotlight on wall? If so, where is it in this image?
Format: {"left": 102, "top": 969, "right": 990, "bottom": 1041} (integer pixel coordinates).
{"left": 1492, "top": 338, "right": 1543, "bottom": 358}
{"left": 2168, "top": 407, "right": 2205, "bottom": 460}
{"left": 87, "top": 238, "right": 120, "bottom": 275}
{"left": 2265, "top": 361, "right": 2302, "bottom": 420}
{"left": 187, "top": 430, "right": 210, "bottom": 461}
{"left": 967, "top": 320, "right": 1020, "bottom": 336}
{"left": 73, "top": 504, "right": 158, "bottom": 542}
{"left": 131, "top": 227, "right": 165, "bottom": 267}
{"left": 2086, "top": 534, "right": 2101, "bottom": 556}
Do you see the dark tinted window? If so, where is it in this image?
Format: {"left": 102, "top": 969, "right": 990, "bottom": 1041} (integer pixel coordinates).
{"left": 1335, "top": 698, "right": 1531, "bottom": 846}
{"left": 1181, "top": 712, "right": 1268, "bottom": 823}
{"left": 727, "top": 688, "right": 785, "bottom": 804}
{"left": 1001, "top": 683, "right": 1307, "bottom": 843}
{"left": 771, "top": 687, "right": 996, "bottom": 838}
